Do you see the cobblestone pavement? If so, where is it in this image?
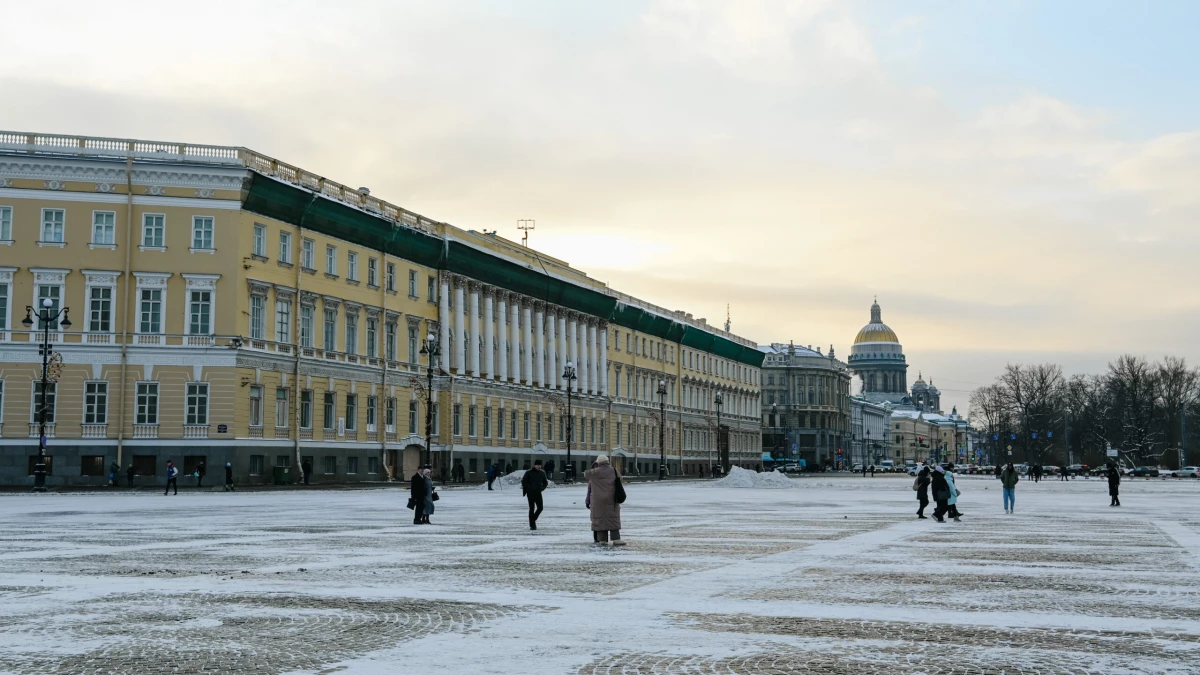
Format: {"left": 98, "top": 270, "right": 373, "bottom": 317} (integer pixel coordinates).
{"left": 1, "top": 476, "right": 1199, "bottom": 673}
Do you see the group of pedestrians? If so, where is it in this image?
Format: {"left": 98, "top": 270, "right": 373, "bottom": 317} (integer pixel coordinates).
{"left": 913, "top": 461, "right": 1126, "bottom": 517}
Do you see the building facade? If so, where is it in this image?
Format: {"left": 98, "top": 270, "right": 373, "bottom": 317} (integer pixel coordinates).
{"left": 0, "top": 131, "right": 762, "bottom": 487}
{"left": 759, "top": 342, "right": 851, "bottom": 469}
{"left": 849, "top": 396, "right": 891, "bottom": 467}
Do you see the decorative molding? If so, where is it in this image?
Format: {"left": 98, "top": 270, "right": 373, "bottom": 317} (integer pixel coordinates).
{"left": 195, "top": 188, "right": 216, "bottom": 199}
{"left": 343, "top": 301, "right": 362, "bottom": 316}
{"left": 300, "top": 290, "right": 320, "bottom": 306}
{"left": 146, "top": 185, "right": 168, "bottom": 196}
{"left": 322, "top": 295, "right": 342, "bottom": 309}
{"left": 134, "top": 271, "right": 172, "bottom": 287}
{"left": 0, "top": 187, "right": 240, "bottom": 210}
{"left": 0, "top": 266, "right": 16, "bottom": 283}
{"left": 44, "top": 180, "right": 65, "bottom": 190}
{"left": 0, "top": 178, "right": 11, "bottom": 188}
{"left": 182, "top": 273, "right": 220, "bottom": 290}
{"left": 247, "top": 279, "right": 271, "bottom": 297}
{"left": 274, "top": 284, "right": 297, "bottom": 301}
{"left": 406, "top": 314, "right": 424, "bottom": 328}
{"left": 81, "top": 269, "right": 121, "bottom": 285}
{"left": 0, "top": 157, "right": 244, "bottom": 190}
{"left": 95, "top": 182, "right": 117, "bottom": 193}
{"left": 30, "top": 267, "right": 69, "bottom": 284}
{"left": 365, "top": 306, "right": 382, "bottom": 319}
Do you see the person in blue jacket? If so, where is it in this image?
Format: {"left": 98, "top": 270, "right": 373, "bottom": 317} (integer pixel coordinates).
{"left": 164, "top": 460, "right": 178, "bottom": 496}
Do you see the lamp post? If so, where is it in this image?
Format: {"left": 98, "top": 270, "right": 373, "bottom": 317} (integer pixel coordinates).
{"left": 23, "top": 298, "right": 71, "bottom": 493}
{"left": 865, "top": 429, "right": 872, "bottom": 467}
{"left": 657, "top": 380, "right": 667, "bottom": 480}
{"left": 715, "top": 391, "right": 725, "bottom": 473}
{"left": 562, "top": 361, "right": 577, "bottom": 482}
{"left": 418, "top": 332, "right": 440, "bottom": 471}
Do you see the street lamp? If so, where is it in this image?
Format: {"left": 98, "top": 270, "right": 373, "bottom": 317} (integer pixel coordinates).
{"left": 24, "top": 298, "right": 71, "bottom": 493}
{"left": 715, "top": 391, "right": 725, "bottom": 473}
{"left": 418, "top": 332, "right": 440, "bottom": 471}
{"left": 657, "top": 380, "right": 667, "bottom": 480}
{"left": 562, "top": 361, "right": 577, "bottom": 482}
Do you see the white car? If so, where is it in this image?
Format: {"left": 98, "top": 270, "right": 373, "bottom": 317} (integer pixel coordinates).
{"left": 1174, "top": 466, "right": 1200, "bottom": 478}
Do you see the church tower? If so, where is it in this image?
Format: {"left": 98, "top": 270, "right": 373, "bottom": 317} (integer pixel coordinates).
{"left": 848, "top": 300, "right": 909, "bottom": 405}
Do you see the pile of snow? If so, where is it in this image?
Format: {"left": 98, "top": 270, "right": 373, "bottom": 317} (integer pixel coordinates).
{"left": 710, "top": 466, "right": 797, "bottom": 489}
{"left": 474, "top": 469, "right": 559, "bottom": 490}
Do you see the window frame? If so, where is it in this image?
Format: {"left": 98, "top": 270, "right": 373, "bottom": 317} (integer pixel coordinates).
{"left": 279, "top": 231, "right": 292, "bottom": 264}
{"left": 91, "top": 210, "right": 116, "bottom": 246}
{"left": 135, "top": 382, "right": 159, "bottom": 425}
{"left": 301, "top": 238, "right": 315, "bottom": 269}
{"left": 0, "top": 205, "right": 11, "bottom": 241}
{"left": 252, "top": 223, "right": 266, "bottom": 257}
{"left": 249, "top": 384, "right": 263, "bottom": 428}
{"left": 141, "top": 213, "right": 165, "bottom": 249}
{"left": 191, "top": 215, "right": 215, "bottom": 251}
{"left": 41, "top": 208, "right": 65, "bottom": 244}
{"left": 325, "top": 244, "right": 338, "bottom": 275}
{"left": 185, "top": 382, "right": 209, "bottom": 426}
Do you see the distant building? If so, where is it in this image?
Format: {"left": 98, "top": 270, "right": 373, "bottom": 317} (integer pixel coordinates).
{"left": 848, "top": 300, "right": 909, "bottom": 405}
{"left": 850, "top": 396, "right": 891, "bottom": 466}
{"left": 759, "top": 342, "right": 851, "bottom": 469}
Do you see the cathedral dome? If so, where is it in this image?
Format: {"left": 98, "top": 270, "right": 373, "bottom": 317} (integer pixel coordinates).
{"left": 853, "top": 301, "right": 900, "bottom": 345}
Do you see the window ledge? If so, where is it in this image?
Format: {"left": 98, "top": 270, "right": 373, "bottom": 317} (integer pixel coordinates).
{"left": 277, "top": 261, "right": 294, "bottom": 269}
{"left": 346, "top": 279, "right": 360, "bottom": 286}
{"left": 251, "top": 254, "right": 268, "bottom": 262}
{"left": 139, "top": 245, "right": 167, "bottom": 252}
{"left": 325, "top": 273, "right": 339, "bottom": 280}
{"left": 89, "top": 243, "right": 117, "bottom": 250}
{"left": 408, "top": 294, "right": 420, "bottom": 301}
{"left": 37, "top": 241, "right": 66, "bottom": 248}
{"left": 190, "top": 247, "right": 216, "bottom": 254}
{"left": 302, "top": 267, "right": 317, "bottom": 275}
{"left": 0, "top": 239, "right": 13, "bottom": 246}
{"left": 386, "top": 289, "right": 399, "bottom": 296}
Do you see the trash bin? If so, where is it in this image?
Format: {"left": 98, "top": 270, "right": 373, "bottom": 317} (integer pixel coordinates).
{"left": 273, "top": 466, "right": 291, "bottom": 485}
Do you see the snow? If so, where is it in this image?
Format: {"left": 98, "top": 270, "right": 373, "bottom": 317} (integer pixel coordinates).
{"left": 710, "top": 465, "right": 798, "bottom": 489}
{"left": 2, "top": 475, "right": 1199, "bottom": 673}
{"left": 473, "top": 469, "right": 558, "bottom": 490}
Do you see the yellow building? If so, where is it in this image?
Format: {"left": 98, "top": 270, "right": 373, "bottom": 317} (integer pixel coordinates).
{"left": 0, "top": 131, "right": 762, "bottom": 486}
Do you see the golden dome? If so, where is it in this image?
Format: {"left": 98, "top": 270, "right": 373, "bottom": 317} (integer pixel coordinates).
{"left": 853, "top": 300, "right": 900, "bottom": 344}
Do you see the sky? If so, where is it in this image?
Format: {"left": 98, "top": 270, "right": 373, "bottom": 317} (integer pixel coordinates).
{"left": 3, "top": 0, "right": 1199, "bottom": 413}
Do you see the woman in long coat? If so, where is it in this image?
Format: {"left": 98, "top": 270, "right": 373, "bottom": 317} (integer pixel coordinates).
{"left": 410, "top": 468, "right": 427, "bottom": 524}
{"left": 930, "top": 466, "right": 950, "bottom": 522}
{"left": 944, "top": 464, "right": 962, "bottom": 522}
{"left": 422, "top": 468, "right": 435, "bottom": 524}
{"left": 584, "top": 455, "right": 624, "bottom": 546}
{"left": 1108, "top": 464, "right": 1121, "bottom": 506}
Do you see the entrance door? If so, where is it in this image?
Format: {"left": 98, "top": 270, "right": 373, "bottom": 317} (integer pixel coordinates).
{"left": 402, "top": 446, "right": 421, "bottom": 479}
{"left": 387, "top": 449, "right": 399, "bottom": 481}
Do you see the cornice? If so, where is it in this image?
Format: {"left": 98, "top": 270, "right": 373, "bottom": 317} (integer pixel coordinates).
{"left": 0, "top": 155, "right": 246, "bottom": 189}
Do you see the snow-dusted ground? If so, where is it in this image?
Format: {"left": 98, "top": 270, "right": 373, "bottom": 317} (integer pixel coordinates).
{"left": 2, "top": 475, "right": 1200, "bottom": 674}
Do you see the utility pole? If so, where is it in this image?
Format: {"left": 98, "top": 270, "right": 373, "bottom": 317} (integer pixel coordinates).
{"left": 517, "top": 219, "right": 535, "bottom": 247}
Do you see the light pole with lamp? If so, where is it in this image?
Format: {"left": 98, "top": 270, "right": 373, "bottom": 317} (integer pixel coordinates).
{"left": 715, "top": 391, "right": 725, "bottom": 473}
{"left": 562, "top": 361, "right": 577, "bottom": 482}
{"left": 657, "top": 380, "right": 667, "bottom": 480}
{"left": 24, "top": 298, "right": 71, "bottom": 493}
{"left": 418, "top": 332, "right": 440, "bottom": 471}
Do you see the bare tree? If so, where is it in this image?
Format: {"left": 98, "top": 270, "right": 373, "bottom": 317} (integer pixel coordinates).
{"left": 969, "top": 383, "right": 1011, "bottom": 463}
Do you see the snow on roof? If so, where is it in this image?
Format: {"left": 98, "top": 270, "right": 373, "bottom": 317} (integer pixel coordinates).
{"left": 891, "top": 410, "right": 922, "bottom": 419}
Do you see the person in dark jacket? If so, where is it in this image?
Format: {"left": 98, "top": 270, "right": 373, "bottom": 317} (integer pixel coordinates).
{"left": 196, "top": 461, "right": 206, "bottom": 488}
{"left": 110, "top": 460, "right": 120, "bottom": 487}
{"left": 301, "top": 459, "right": 313, "bottom": 485}
{"left": 1108, "top": 464, "right": 1121, "bottom": 506}
{"left": 504, "top": 462, "right": 513, "bottom": 476}
{"left": 410, "top": 467, "right": 428, "bottom": 524}
{"left": 422, "top": 468, "right": 435, "bottom": 524}
{"left": 164, "top": 461, "right": 178, "bottom": 496}
{"left": 224, "top": 462, "right": 235, "bottom": 492}
{"left": 522, "top": 460, "right": 550, "bottom": 530}
{"left": 486, "top": 463, "right": 497, "bottom": 490}
{"left": 915, "top": 466, "right": 931, "bottom": 519}
{"left": 1000, "top": 463, "right": 1019, "bottom": 513}
{"left": 126, "top": 463, "right": 135, "bottom": 488}
{"left": 869, "top": 464, "right": 875, "bottom": 477}
{"left": 930, "top": 466, "right": 950, "bottom": 522}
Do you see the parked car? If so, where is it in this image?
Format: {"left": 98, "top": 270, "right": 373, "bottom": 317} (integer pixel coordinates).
{"left": 852, "top": 464, "right": 863, "bottom": 473}
{"left": 781, "top": 463, "right": 801, "bottom": 474}
{"left": 1064, "top": 464, "right": 1089, "bottom": 477}
{"left": 1130, "top": 466, "right": 1160, "bottom": 478}
{"left": 879, "top": 460, "right": 895, "bottom": 472}
{"left": 1173, "top": 466, "right": 1200, "bottom": 478}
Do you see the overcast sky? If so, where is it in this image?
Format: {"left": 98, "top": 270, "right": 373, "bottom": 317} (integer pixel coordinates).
{"left": 3, "top": 0, "right": 1198, "bottom": 413}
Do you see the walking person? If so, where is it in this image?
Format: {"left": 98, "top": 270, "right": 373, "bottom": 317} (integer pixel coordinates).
{"left": 584, "top": 455, "right": 625, "bottom": 546}
{"left": 422, "top": 468, "right": 436, "bottom": 524}
{"left": 126, "top": 463, "right": 135, "bottom": 488}
{"left": 224, "top": 462, "right": 235, "bottom": 492}
{"left": 504, "top": 462, "right": 513, "bottom": 476}
{"left": 301, "top": 458, "right": 313, "bottom": 486}
{"left": 869, "top": 464, "right": 875, "bottom": 477}
{"left": 914, "top": 465, "right": 931, "bottom": 519}
{"left": 930, "top": 466, "right": 950, "bottom": 522}
{"left": 862, "top": 463, "right": 868, "bottom": 477}
{"left": 164, "top": 460, "right": 178, "bottom": 496}
{"left": 1108, "top": 464, "right": 1121, "bottom": 506}
{"left": 195, "top": 461, "right": 206, "bottom": 488}
{"left": 945, "top": 463, "right": 963, "bottom": 521}
{"left": 522, "top": 460, "right": 549, "bottom": 530}
{"left": 410, "top": 466, "right": 428, "bottom": 524}
{"left": 109, "top": 460, "right": 120, "bottom": 487}
{"left": 1001, "top": 462, "right": 1019, "bottom": 513}
{"left": 486, "top": 463, "right": 497, "bottom": 490}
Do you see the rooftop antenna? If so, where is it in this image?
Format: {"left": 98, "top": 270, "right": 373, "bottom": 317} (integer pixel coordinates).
{"left": 724, "top": 304, "right": 731, "bottom": 332}
{"left": 517, "top": 219, "right": 535, "bottom": 247}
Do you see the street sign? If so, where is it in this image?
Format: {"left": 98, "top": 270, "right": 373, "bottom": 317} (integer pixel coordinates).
{"left": 1107, "top": 448, "right": 1118, "bottom": 457}
{"left": 1007, "top": 450, "right": 1012, "bottom": 456}
{"left": 217, "top": 424, "right": 227, "bottom": 433}
{"left": 993, "top": 434, "right": 998, "bottom": 440}
{"left": 1006, "top": 445, "right": 1012, "bottom": 451}
{"left": 1032, "top": 433, "right": 1038, "bottom": 439}
{"left": 1010, "top": 434, "right": 1016, "bottom": 440}
{"left": 1047, "top": 432, "right": 1053, "bottom": 438}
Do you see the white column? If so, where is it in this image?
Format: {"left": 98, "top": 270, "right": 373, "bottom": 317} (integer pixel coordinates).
{"left": 523, "top": 305, "right": 534, "bottom": 385}
{"left": 547, "top": 311, "right": 558, "bottom": 389}
{"left": 454, "top": 280, "right": 465, "bottom": 373}
{"left": 569, "top": 318, "right": 579, "bottom": 393}
{"left": 588, "top": 323, "right": 599, "bottom": 395}
{"left": 510, "top": 299, "right": 521, "bottom": 382}
{"left": 483, "top": 292, "right": 495, "bottom": 379}
{"left": 497, "top": 294, "right": 508, "bottom": 382}
{"left": 600, "top": 325, "right": 609, "bottom": 397}
{"left": 535, "top": 306, "right": 546, "bottom": 388}
{"left": 558, "top": 315, "right": 568, "bottom": 391}
{"left": 469, "top": 285, "right": 481, "bottom": 378}
{"left": 438, "top": 277, "right": 450, "bottom": 369}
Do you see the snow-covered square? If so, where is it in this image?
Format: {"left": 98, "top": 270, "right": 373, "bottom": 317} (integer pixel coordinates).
{"left": 2, "top": 473, "right": 1200, "bottom": 674}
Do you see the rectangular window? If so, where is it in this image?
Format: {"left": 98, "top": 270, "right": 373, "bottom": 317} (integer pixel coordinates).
{"left": 302, "top": 238, "right": 315, "bottom": 269}
{"left": 275, "top": 298, "right": 291, "bottom": 343}
{"left": 189, "top": 290, "right": 212, "bottom": 335}
{"left": 250, "top": 455, "right": 264, "bottom": 476}
{"left": 250, "top": 295, "right": 265, "bottom": 339}
{"left": 0, "top": 206, "right": 11, "bottom": 240}
{"left": 367, "top": 258, "right": 378, "bottom": 286}
{"left": 323, "top": 309, "right": 336, "bottom": 350}
{"left": 453, "top": 404, "right": 462, "bottom": 436}
{"left": 138, "top": 285, "right": 162, "bottom": 333}
{"left": 83, "top": 381, "right": 108, "bottom": 424}
{"left": 347, "top": 251, "right": 358, "bottom": 281}
{"left": 408, "top": 270, "right": 418, "bottom": 297}
{"left": 385, "top": 323, "right": 396, "bottom": 361}
{"left": 300, "top": 305, "right": 314, "bottom": 347}
{"left": 325, "top": 245, "right": 337, "bottom": 275}
{"left": 300, "top": 390, "right": 313, "bottom": 429}
{"left": 523, "top": 411, "right": 531, "bottom": 441}
{"left": 249, "top": 385, "right": 263, "bottom": 427}
{"left": 615, "top": 421, "right": 621, "bottom": 445}
{"left": 409, "top": 400, "right": 418, "bottom": 434}
{"left": 92, "top": 211, "right": 115, "bottom": 245}
{"left": 367, "top": 396, "right": 377, "bottom": 429}
{"left": 366, "top": 318, "right": 378, "bottom": 358}
{"left": 142, "top": 214, "right": 164, "bottom": 247}
{"left": 386, "top": 262, "right": 396, "bottom": 292}
{"left": 276, "top": 455, "right": 291, "bottom": 468}
{"left": 186, "top": 383, "right": 209, "bottom": 426}
{"left": 368, "top": 456, "right": 379, "bottom": 474}
{"left": 386, "top": 398, "right": 396, "bottom": 430}
{"left": 600, "top": 419, "right": 606, "bottom": 444}
{"left": 89, "top": 286, "right": 112, "bottom": 332}
{"left": 427, "top": 275, "right": 436, "bottom": 302}
{"left": 511, "top": 409, "right": 518, "bottom": 440}
{"left": 345, "top": 394, "right": 357, "bottom": 430}
{"left": 0, "top": 283, "right": 5, "bottom": 333}
{"left": 323, "top": 392, "right": 336, "bottom": 430}
{"left": 347, "top": 456, "right": 359, "bottom": 474}
{"left": 483, "top": 407, "right": 491, "bottom": 438}
{"left": 497, "top": 408, "right": 505, "bottom": 439}
{"left": 279, "top": 231, "right": 292, "bottom": 263}
{"left": 408, "top": 327, "right": 418, "bottom": 364}
{"left": 37, "top": 285, "right": 61, "bottom": 329}
{"left": 344, "top": 314, "right": 358, "bottom": 355}
{"left": 468, "top": 405, "right": 477, "bottom": 437}
{"left": 81, "top": 455, "right": 106, "bottom": 476}
{"left": 136, "top": 383, "right": 159, "bottom": 425}
{"left": 192, "top": 216, "right": 214, "bottom": 249}
{"left": 41, "top": 208, "right": 64, "bottom": 243}
{"left": 324, "top": 456, "right": 337, "bottom": 475}
{"left": 535, "top": 413, "right": 542, "bottom": 441}
{"left": 252, "top": 223, "right": 266, "bottom": 257}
